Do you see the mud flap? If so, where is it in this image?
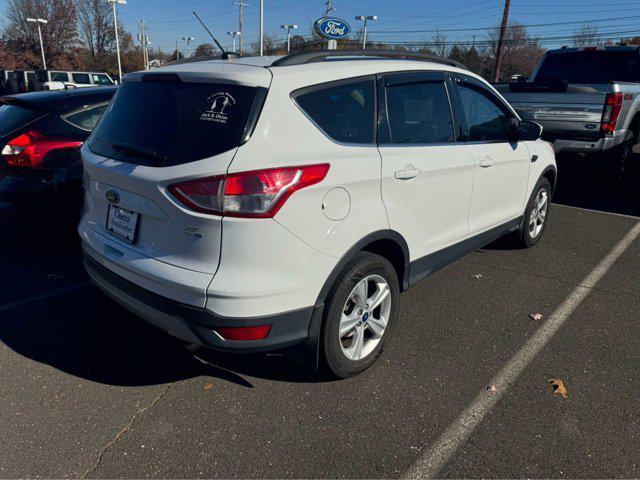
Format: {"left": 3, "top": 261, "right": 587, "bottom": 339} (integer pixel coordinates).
{"left": 288, "top": 304, "right": 324, "bottom": 372}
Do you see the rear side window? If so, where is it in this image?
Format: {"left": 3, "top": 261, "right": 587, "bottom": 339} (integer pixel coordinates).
{"left": 535, "top": 51, "right": 640, "bottom": 83}
{"left": 294, "top": 78, "right": 375, "bottom": 144}
{"left": 63, "top": 103, "right": 109, "bottom": 131}
{"left": 51, "top": 72, "right": 69, "bottom": 82}
{"left": 89, "top": 81, "right": 263, "bottom": 167}
{"left": 458, "top": 84, "right": 513, "bottom": 142}
{"left": 385, "top": 81, "right": 454, "bottom": 144}
{"left": 0, "top": 105, "right": 42, "bottom": 136}
{"left": 72, "top": 73, "right": 91, "bottom": 85}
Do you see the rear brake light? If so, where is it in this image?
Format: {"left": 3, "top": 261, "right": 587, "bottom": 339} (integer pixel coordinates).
{"left": 1, "top": 130, "right": 82, "bottom": 168}
{"left": 601, "top": 93, "right": 623, "bottom": 135}
{"left": 214, "top": 325, "right": 271, "bottom": 341}
{"left": 168, "top": 164, "right": 330, "bottom": 218}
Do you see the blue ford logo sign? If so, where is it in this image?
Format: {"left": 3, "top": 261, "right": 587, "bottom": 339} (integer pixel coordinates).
{"left": 106, "top": 189, "right": 120, "bottom": 204}
{"left": 314, "top": 17, "right": 351, "bottom": 40}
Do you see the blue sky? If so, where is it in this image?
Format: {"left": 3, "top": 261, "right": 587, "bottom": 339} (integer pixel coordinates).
{"left": 4, "top": 0, "right": 640, "bottom": 55}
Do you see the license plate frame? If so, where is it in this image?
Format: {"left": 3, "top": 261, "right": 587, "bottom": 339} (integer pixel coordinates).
{"left": 106, "top": 204, "right": 139, "bottom": 244}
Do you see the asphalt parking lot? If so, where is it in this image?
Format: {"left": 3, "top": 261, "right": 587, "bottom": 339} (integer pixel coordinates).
{"left": 1, "top": 158, "right": 639, "bottom": 479}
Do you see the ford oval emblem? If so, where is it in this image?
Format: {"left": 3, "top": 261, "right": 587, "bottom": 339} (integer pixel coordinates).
{"left": 106, "top": 189, "right": 120, "bottom": 204}
{"left": 314, "top": 17, "right": 351, "bottom": 40}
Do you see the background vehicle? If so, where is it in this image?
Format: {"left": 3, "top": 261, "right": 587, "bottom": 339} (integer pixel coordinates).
{"left": 0, "top": 87, "right": 116, "bottom": 218}
{"left": 79, "top": 51, "right": 556, "bottom": 378}
{"left": 494, "top": 46, "right": 640, "bottom": 169}
{"left": 41, "top": 70, "right": 115, "bottom": 90}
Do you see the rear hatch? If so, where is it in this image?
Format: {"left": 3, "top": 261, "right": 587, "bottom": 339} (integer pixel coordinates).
{"left": 496, "top": 49, "right": 640, "bottom": 140}
{"left": 82, "top": 64, "right": 271, "bottom": 283}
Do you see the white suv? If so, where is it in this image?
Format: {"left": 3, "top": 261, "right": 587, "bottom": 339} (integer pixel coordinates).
{"left": 79, "top": 51, "right": 556, "bottom": 378}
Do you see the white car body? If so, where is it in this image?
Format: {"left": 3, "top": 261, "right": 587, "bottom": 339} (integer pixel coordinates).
{"left": 79, "top": 53, "right": 556, "bottom": 369}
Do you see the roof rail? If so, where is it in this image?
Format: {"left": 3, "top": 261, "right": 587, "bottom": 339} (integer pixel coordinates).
{"left": 164, "top": 52, "right": 240, "bottom": 67}
{"left": 271, "top": 49, "right": 468, "bottom": 70}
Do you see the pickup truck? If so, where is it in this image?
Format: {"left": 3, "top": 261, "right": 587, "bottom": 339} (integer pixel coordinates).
{"left": 495, "top": 46, "right": 640, "bottom": 167}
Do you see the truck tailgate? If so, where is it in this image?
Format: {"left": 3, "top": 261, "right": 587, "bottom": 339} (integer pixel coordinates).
{"left": 496, "top": 84, "right": 607, "bottom": 140}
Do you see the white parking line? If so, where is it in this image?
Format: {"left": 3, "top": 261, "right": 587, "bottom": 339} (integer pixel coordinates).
{"left": 0, "top": 282, "right": 90, "bottom": 313}
{"left": 405, "top": 222, "right": 640, "bottom": 479}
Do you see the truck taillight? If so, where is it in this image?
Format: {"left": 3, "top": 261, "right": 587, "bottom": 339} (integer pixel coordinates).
{"left": 601, "top": 93, "right": 623, "bottom": 135}
{"left": 1, "top": 130, "right": 82, "bottom": 168}
{"left": 168, "top": 164, "right": 330, "bottom": 218}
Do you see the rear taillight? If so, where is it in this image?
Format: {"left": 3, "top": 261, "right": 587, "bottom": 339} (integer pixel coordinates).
{"left": 168, "top": 164, "right": 330, "bottom": 218}
{"left": 1, "top": 130, "right": 83, "bottom": 168}
{"left": 601, "top": 93, "right": 623, "bottom": 135}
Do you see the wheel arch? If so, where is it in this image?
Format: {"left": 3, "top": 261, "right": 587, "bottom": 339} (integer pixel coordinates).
{"left": 314, "top": 230, "right": 410, "bottom": 308}
{"left": 541, "top": 165, "right": 557, "bottom": 194}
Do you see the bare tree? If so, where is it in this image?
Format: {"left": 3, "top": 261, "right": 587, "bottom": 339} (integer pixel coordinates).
{"left": 76, "top": 0, "right": 116, "bottom": 70}
{"left": 194, "top": 43, "right": 215, "bottom": 57}
{"left": 4, "top": 0, "right": 78, "bottom": 68}
{"left": 487, "top": 21, "right": 544, "bottom": 81}
{"left": 571, "top": 23, "right": 601, "bottom": 47}
{"left": 431, "top": 30, "right": 448, "bottom": 57}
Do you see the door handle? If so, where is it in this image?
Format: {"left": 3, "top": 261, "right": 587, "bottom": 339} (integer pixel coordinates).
{"left": 479, "top": 157, "right": 494, "bottom": 168}
{"left": 395, "top": 168, "right": 421, "bottom": 180}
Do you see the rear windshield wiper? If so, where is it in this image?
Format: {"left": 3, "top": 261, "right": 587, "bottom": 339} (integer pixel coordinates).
{"left": 111, "top": 142, "right": 167, "bottom": 164}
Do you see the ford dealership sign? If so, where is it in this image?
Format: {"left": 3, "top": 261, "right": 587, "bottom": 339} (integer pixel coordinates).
{"left": 314, "top": 17, "right": 351, "bottom": 40}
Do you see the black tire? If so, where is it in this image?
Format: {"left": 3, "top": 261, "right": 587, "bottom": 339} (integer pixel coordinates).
{"left": 607, "top": 129, "right": 637, "bottom": 182}
{"left": 320, "top": 252, "right": 400, "bottom": 379}
{"left": 514, "top": 177, "right": 552, "bottom": 249}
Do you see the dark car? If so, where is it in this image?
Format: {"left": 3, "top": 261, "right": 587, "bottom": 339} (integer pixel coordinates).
{"left": 0, "top": 87, "right": 116, "bottom": 219}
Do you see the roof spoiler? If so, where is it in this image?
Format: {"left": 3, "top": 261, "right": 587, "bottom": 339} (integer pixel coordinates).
{"left": 271, "top": 49, "right": 468, "bottom": 70}
{"left": 164, "top": 52, "right": 241, "bottom": 67}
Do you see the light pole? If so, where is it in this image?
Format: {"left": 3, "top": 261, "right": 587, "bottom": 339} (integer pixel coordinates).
{"left": 355, "top": 15, "right": 377, "bottom": 50}
{"left": 107, "top": 0, "right": 126, "bottom": 82}
{"left": 182, "top": 36, "right": 195, "bottom": 57}
{"left": 280, "top": 24, "right": 298, "bottom": 53}
{"left": 227, "top": 31, "right": 241, "bottom": 53}
{"left": 26, "top": 18, "right": 48, "bottom": 70}
{"left": 259, "top": 0, "right": 264, "bottom": 56}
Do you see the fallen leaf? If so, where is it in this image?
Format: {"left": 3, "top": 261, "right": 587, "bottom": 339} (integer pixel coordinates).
{"left": 530, "top": 313, "right": 543, "bottom": 321}
{"left": 473, "top": 274, "right": 483, "bottom": 279}
{"left": 548, "top": 378, "right": 568, "bottom": 399}
{"left": 203, "top": 382, "right": 214, "bottom": 391}
{"left": 487, "top": 385, "right": 497, "bottom": 393}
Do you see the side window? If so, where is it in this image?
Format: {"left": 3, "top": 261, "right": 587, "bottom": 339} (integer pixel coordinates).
{"left": 63, "top": 103, "right": 109, "bottom": 131}
{"left": 72, "top": 73, "right": 91, "bottom": 85}
{"left": 385, "top": 81, "right": 454, "bottom": 144}
{"left": 457, "top": 83, "right": 513, "bottom": 142}
{"left": 294, "top": 78, "right": 375, "bottom": 144}
{"left": 50, "top": 72, "right": 69, "bottom": 82}
{"left": 92, "top": 74, "right": 113, "bottom": 85}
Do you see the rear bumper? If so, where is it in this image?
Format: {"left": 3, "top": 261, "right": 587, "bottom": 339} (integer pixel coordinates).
{"left": 545, "top": 129, "right": 627, "bottom": 155}
{"left": 83, "top": 250, "right": 316, "bottom": 353}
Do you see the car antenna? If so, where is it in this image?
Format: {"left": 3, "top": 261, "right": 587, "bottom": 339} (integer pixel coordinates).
{"left": 192, "top": 11, "right": 231, "bottom": 57}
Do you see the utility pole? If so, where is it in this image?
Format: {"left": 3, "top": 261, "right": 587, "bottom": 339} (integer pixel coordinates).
{"left": 355, "top": 15, "right": 377, "bottom": 50}
{"left": 233, "top": 1, "right": 248, "bottom": 56}
{"left": 280, "top": 24, "right": 298, "bottom": 53}
{"left": 138, "top": 19, "right": 150, "bottom": 70}
{"left": 107, "top": 0, "right": 126, "bottom": 82}
{"left": 492, "top": 0, "right": 510, "bottom": 83}
{"left": 182, "top": 36, "right": 194, "bottom": 57}
{"left": 259, "top": 0, "right": 264, "bottom": 56}
{"left": 26, "top": 18, "right": 47, "bottom": 70}
{"left": 175, "top": 39, "right": 179, "bottom": 59}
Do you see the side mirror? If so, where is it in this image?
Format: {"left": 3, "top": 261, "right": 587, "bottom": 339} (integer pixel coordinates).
{"left": 517, "top": 120, "right": 543, "bottom": 141}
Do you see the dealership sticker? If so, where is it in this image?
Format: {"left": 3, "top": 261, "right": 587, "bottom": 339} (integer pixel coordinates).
{"left": 201, "top": 91, "right": 236, "bottom": 124}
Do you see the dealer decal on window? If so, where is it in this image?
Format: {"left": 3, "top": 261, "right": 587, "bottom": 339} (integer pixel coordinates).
{"left": 201, "top": 92, "right": 236, "bottom": 124}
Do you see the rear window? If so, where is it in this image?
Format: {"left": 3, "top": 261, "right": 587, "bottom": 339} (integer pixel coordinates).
{"left": 89, "top": 81, "right": 263, "bottom": 166}
{"left": 293, "top": 78, "right": 375, "bottom": 144}
{"left": 535, "top": 51, "right": 640, "bottom": 83}
{"left": 0, "top": 105, "right": 42, "bottom": 136}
